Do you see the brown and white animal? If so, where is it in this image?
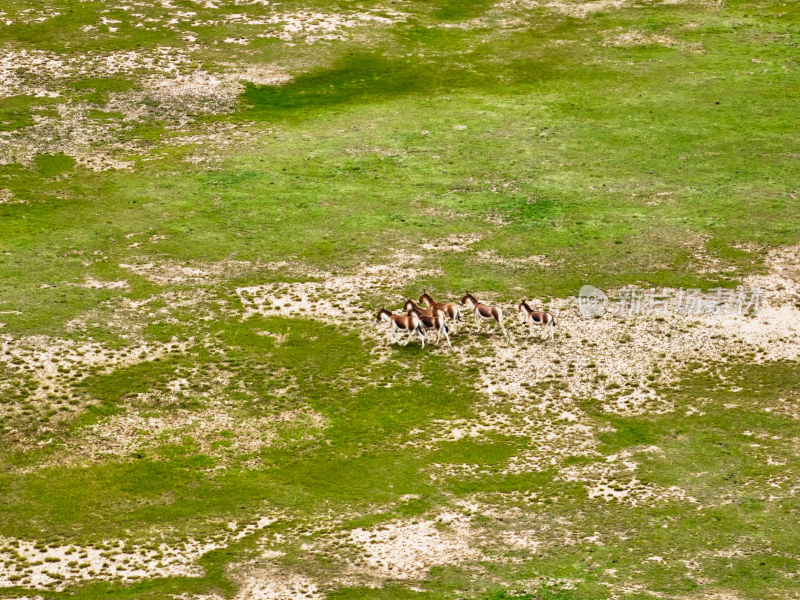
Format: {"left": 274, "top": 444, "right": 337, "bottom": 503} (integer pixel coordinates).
{"left": 517, "top": 299, "right": 555, "bottom": 341}
{"left": 403, "top": 299, "right": 451, "bottom": 346}
{"left": 460, "top": 291, "right": 508, "bottom": 338}
{"left": 376, "top": 308, "right": 425, "bottom": 347}
{"left": 418, "top": 291, "right": 462, "bottom": 334}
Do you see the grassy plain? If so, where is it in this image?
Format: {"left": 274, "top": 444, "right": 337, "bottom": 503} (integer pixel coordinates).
{"left": 0, "top": 0, "right": 799, "bottom": 598}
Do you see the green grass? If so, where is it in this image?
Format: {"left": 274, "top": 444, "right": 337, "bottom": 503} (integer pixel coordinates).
{"left": 0, "top": 0, "right": 799, "bottom": 597}
{"left": 0, "top": 96, "right": 61, "bottom": 132}
{"left": 0, "top": 318, "right": 483, "bottom": 541}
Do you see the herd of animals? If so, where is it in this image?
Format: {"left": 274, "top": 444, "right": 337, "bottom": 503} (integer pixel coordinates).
{"left": 376, "top": 291, "right": 556, "bottom": 347}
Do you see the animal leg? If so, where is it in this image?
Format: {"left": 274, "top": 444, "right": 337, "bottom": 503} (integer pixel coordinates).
{"left": 441, "top": 324, "right": 451, "bottom": 347}
{"left": 416, "top": 326, "right": 426, "bottom": 348}
{"left": 498, "top": 318, "right": 509, "bottom": 339}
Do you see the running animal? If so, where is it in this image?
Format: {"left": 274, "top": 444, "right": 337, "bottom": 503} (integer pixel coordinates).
{"left": 517, "top": 299, "right": 555, "bottom": 341}
{"left": 460, "top": 292, "right": 509, "bottom": 338}
{"left": 376, "top": 308, "right": 426, "bottom": 347}
{"left": 403, "top": 299, "right": 451, "bottom": 346}
{"left": 418, "top": 291, "right": 462, "bottom": 334}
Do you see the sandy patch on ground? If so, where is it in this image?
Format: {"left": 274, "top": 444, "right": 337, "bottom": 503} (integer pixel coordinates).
{"left": 65, "top": 288, "right": 223, "bottom": 341}
{"left": 120, "top": 259, "right": 254, "bottom": 285}
{"left": 0, "top": 103, "right": 124, "bottom": 166}
{"left": 0, "top": 43, "right": 290, "bottom": 167}
{"left": 0, "top": 538, "right": 209, "bottom": 590}
{"left": 476, "top": 249, "right": 554, "bottom": 268}
{"left": 0, "top": 516, "right": 280, "bottom": 591}
{"left": 348, "top": 512, "right": 478, "bottom": 579}
{"left": 107, "top": 71, "right": 241, "bottom": 125}
{"left": 206, "top": 9, "right": 408, "bottom": 44}
{"left": 0, "top": 189, "right": 25, "bottom": 204}
{"left": 74, "top": 153, "right": 136, "bottom": 172}
{"left": 68, "top": 257, "right": 339, "bottom": 343}
{"left": 421, "top": 233, "right": 482, "bottom": 252}
{"left": 236, "top": 508, "right": 489, "bottom": 591}
{"left": 71, "top": 404, "right": 326, "bottom": 464}
{"left": 0, "top": 46, "right": 192, "bottom": 97}
{"left": 89, "top": 3, "right": 406, "bottom": 45}
{"left": 106, "top": 65, "right": 291, "bottom": 126}
{"left": 497, "top": 0, "right": 722, "bottom": 17}
{"left": 660, "top": 0, "right": 724, "bottom": 5}
{"left": 81, "top": 277, "right": 130, "bottom": 290}
{"left": 0, "top": 334, "right": 192, "bottom": 442}
{"left": 224, "top": 64, "right": 294, "bottom": 87}
{"left": 237, "top": 256, "right": 438, "bottom": 331}
{"left": 234, "top": 567, "right": 323, "bottom": 600}
{"left": 604, "top": 30, "right": 705, "bottom": 52}
{"left": 544, "top": 0, "right": 632, "bottom": 18}
{"left": 561, "top": 448, "right": 697, "bottom": 506}
{"left": 0, "top": 6, "right": 61, "bottom": 26}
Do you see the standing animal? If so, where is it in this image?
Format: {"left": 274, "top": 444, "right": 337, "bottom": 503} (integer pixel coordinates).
{"left": 376, "top": 308, "right": 426, "bottom": 347}
{"left": 418, "top": 291, "right": 462, "bottom": 334}
{"left": 403, "top": 299, "right": 451, "bottom": 346}
{"left": 460, "top": 291, "right": 509, "bottom": 338}
{"left": 517, "top": 299, "right": 555, "bottom": 341}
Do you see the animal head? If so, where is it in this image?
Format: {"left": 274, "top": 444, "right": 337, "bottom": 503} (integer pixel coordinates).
{"left": 517, "top": 299, "right": 528, "bottom": 322}
{"left": 403, "top": 298, "right": 415, "bottom": 311}
{"left": 376, "top": 308, "right": 392, "bottom": 323}
{"left": 419, "top": 291, "right": 433, "bottom": 306}
{"left": 460, "top": 291, "right": 476, "bottom": 306}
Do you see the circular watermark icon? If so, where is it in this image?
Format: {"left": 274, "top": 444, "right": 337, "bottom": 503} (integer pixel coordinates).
{"left": 578, "top": 285, "right": 608, "bottom": 318}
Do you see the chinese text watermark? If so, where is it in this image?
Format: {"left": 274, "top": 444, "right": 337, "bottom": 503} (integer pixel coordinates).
{"left": 578, "top": 285, "right": 761, "bottom": 318}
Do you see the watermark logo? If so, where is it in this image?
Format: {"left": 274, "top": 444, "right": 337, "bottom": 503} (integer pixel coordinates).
{"left": 578, "top": 285, "right": 609, "bottom": 318}
{"left": 577, "top": 285, "right": 762, "bottom": 318}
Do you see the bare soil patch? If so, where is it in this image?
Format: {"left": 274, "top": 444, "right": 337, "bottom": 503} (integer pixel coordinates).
{"left": 0, "top": 516, "right": 281, "bottom": 591}
{"left": 0, "top": 334, "right": 192, "bottom": 443}
{"left": 603, "top": 30, "right": 705, "bottom": 53}
{"left": 347, "top": 511, "right": 478, "bottom": 579}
